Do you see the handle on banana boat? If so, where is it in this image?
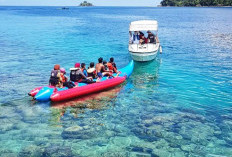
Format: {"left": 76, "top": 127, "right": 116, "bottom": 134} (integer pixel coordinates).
{"left": 159, "top": 44, "right": 162, "bottom": 54}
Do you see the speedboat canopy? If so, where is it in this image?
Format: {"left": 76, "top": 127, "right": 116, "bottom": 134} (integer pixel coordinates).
{"left": 129, "top": 20, "right": 158, "bottom": 31}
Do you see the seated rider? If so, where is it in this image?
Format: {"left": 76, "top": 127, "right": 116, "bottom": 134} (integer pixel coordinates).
{"left": 70, "top": 63, "right": 96, "bottom": 84}
{"left": 132, "top": 31, "right": 140, "bottom": 44}
{"left": 96, "top": 57, "right": 113, "bottom": 79}
{"left": 139, "top": 34, "right": 148, "bottom": 45}
{"left": 81, "top": 63, "right": 88, "bottom": 77}
{"left": 103, "top": 60, "right": 114, "bottom": 78}
{"left": 49, "top": 64, "right": 62, "bottom": 87}
{"left": 107, "top": 57, "right": 118, "bottom": 73}
{"left": 103, "top": 61, "right": 109, "bottom": 71}
{"left": 147, "top": 31, "right": 156, "bottom": 44}
{"left": 139, "top": 31, "right": 144, "bottom": 39}
{"left": 60, "top": 68, "right": 76, "bottom": 88}
{"left": 87, "top": 62, "right": 97, "bottom": 79}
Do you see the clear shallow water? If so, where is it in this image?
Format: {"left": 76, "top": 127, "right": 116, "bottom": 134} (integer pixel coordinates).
{"left": 0, "top": 6, "right": 232, "bottom": 156}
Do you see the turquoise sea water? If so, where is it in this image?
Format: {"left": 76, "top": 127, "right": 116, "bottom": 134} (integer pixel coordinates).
{"left": 0, "top": 6, "right": 232, "bottom": 156}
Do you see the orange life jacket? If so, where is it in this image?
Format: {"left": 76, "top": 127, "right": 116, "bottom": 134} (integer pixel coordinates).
{"left": 60, "top": 73, "right": 67, "bottom": 83}
{"left": 107, "top": 63, "right": 113, "bottom": 71}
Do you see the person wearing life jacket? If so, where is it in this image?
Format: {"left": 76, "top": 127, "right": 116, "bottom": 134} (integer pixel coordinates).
{"left": 107, "top": 57, "right": 118, "bottom": 73}
{"left": 60, "top": 68, "right": 67, "bottom": 83}
{"left": 96, "top": 57, "right": 115, "bottom": 79}
{"left": 49, "top": 64, "right": 62, "bottom": 87}
{"left": 103, "top": 60, "right": 114, "bottom": 78}
{"left": 60, "top": 68, "right": 76, "bottom": 88}
{"left": 81, "top": 63, "right": 88, "bottom": 77}
{"left": 87, "top": 62, "right": 97, "bottom": 79}
{"left": 70, "top": 63, "right": 96, "bottom": 84}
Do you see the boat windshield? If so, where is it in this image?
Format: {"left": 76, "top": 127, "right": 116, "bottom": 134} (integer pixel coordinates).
{"left": 129, "top": 31, "right": 157, "bottom": 45}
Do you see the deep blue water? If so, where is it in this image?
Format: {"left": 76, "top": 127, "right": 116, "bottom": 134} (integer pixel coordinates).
{"left": 0, "top": 6, "right": 232, "bottom": 156}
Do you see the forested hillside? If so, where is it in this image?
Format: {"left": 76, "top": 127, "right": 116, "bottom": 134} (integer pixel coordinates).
{"left": 160, "top": 0, "right": 232, "bottom": 6}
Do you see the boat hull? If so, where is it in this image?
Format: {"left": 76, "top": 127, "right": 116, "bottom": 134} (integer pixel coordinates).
{"left": 129, "top": 51, "right": 158, "bottom": 62}
{"left": 129, "top": 43, "right": 159, "bottom": 62}
{"left": 50, "top": 76, "right": 126, "bottom": 102}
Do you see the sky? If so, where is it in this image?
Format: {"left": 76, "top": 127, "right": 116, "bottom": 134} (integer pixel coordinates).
{"left": 0, "top": 0, "right": 161, "bottom": 7}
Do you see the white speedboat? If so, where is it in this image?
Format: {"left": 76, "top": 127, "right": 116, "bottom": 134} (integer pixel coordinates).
{"left": 128, "top": 20, "right": 161, "bottom": 62}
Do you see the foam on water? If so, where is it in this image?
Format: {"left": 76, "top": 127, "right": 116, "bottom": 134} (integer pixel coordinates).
{"left": 0, "top": 6, "right": 232, "bottom": 156}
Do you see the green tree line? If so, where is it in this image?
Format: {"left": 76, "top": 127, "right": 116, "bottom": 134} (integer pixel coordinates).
{"left": 79, "top": 1, "right": 93, "bottom": 6}
{"left": 160, "top": 0, "right": 232, "bottom": 6}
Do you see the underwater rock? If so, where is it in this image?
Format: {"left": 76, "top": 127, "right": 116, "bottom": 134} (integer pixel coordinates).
{"left": 61, "top": 125, "right": 97, "bottom": 139}
{"left": 0, "top": 150, "right": 17, "bottom": 157}
{"left": 162, "top": 132, "right": 183, "bottom": 147}
{"left": 0, "top": 119, "right": 14, "bottom": 133}
{"left": 130, "top": 146, "right": 154, "bottom": 155}
{"left": 132, "top": 124, "right": 164, "bottom": 142}
{"left": 131, "top": 146, "right": 144, "bottom": 152}
{"left": 152, "top": 114, "right": 176, "bottom": 124}
{"left": 105, "top": 130, "right": 116, "bottom": 137}
{"left": 1, "top": 153, "right": 17, "bottom": 157}
{"left": 143, "top": 119, "right": 153, "bottom": 127}
{"left": 19, "top": 107, "right": 43, "bottom": 124}
{"left": 0, "top": 107, "right": 21, "bottom": 120}
{"left": 100, "top": 151, "right": 129, "bottom": 157}
{"left": 223, "top": 120, "right": 232, "bottom": 129}
{"left": 152, "top": 148, "right": 171, "bottom": 157}
{"left": 61, "top": 125, "right": 83, "bottom": 139}
{"left": 18, "top": 145, "right": 44, "bottom": 157}
{"left": 111, "top": 136, "right": 131, "bottom": 147}
{"left": 180, "top": 113, "right": 206, "bottom": 123}
{"left": 192, "top": 145, "right": 207, "bottom": 156}
{"left": 112, "top": 125, "right": 128, "bottom": 134}
{"left": 223, "top": 133, "right": 232, "bottom": 146}
{"left": 43, "top": 145, "right": 73, "bottom": 157}
{"left": 171, "top": 151, "right": 186, "bottom": 156}
{"left": 130, "top": 152, "right": 151, "bottom": 157}
{"left": 180, "top": 144, "right": 196, "bottom": 152}
{"left": 14, "top": 121, "right": 28, "bottom": 130}
{"left": 221, "top": 114, "right": 232, "bottom": 120}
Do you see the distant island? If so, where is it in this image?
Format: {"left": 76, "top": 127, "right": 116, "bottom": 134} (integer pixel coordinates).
{"left": 79, "top": 1, "right": 93, "bottom": 6}
{"left": 160, "top": 0, "right": 232, "bottom": 6}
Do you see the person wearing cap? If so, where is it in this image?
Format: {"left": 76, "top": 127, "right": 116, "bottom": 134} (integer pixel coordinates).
{"left": 147, "top": 31, "right": 159, "bottom": 44}
{"left": 60, "top": 68, "right": 76, "bottom": 88}
{"left": 49, "top": 64, "right": 62, "bottom": 87}
{"left": 70, "top": 63, "right": 96, "bottom": 84}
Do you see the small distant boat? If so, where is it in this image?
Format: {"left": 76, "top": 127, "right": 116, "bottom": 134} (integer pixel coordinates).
{"left": 128, "top": 20, "right": 161, "bottom": 62}
{"left": 61, "top": 7, "right": 69, "bottom": 10}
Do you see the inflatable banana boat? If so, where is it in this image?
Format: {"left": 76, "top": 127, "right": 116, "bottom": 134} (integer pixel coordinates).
{"left": 29, "top": 60, "right": 134, "bottom": 102}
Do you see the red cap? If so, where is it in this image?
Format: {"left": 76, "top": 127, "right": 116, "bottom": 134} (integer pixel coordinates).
{"left": 75, "top": 63, "right": 80, "bottom": 68}
{"left": 54, "top": 64, "right": 60, "bottom": 70}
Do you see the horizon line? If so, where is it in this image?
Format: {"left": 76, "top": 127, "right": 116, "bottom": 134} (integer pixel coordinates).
{"left": 0, "top": 5, "right": 158, "bottom": 7}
